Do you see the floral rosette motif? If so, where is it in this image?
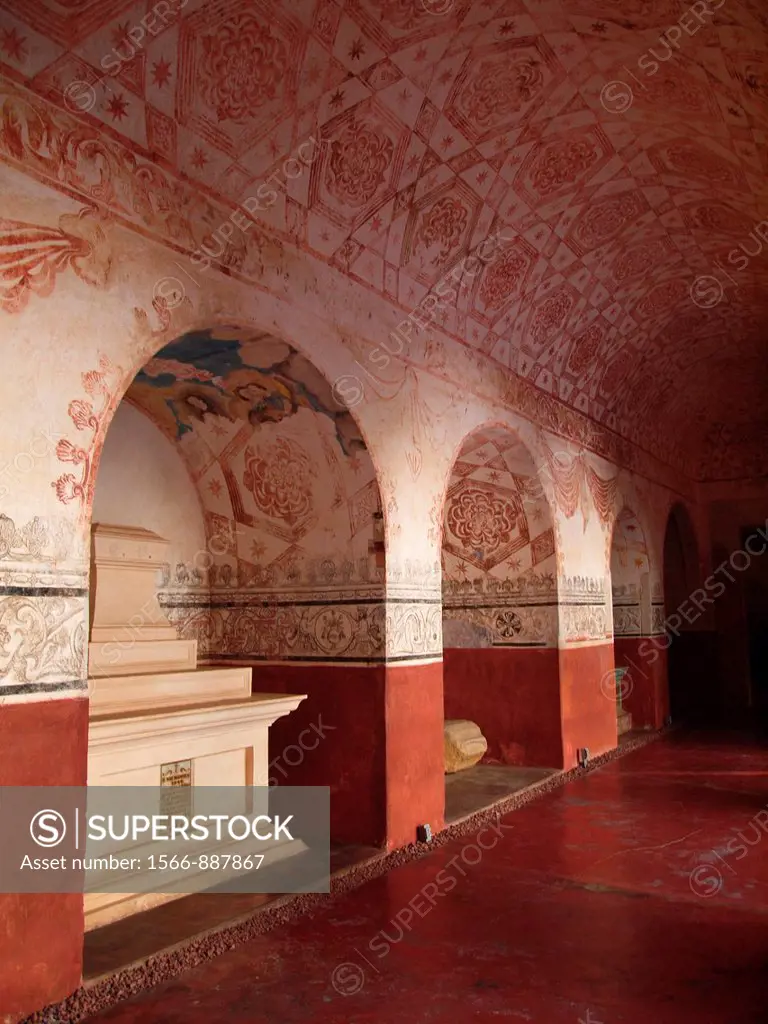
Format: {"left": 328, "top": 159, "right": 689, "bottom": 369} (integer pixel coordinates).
{"left": 200, "top": 15, "right": 288, "bottom": 122}
{"left": 447, "top": 488, "right": 519, "bottom": 556}
{"left": 326, "top": 123, "right": 394, "bottom": 208}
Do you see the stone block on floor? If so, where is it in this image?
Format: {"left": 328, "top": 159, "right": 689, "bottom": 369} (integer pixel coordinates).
{"left": 444, "top": 719, "right": 487, "bottom": 773}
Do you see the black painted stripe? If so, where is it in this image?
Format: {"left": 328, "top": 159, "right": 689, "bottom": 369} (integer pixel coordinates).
{"left": 208, "top": 653, "right": 443, "bottom": 664}
{"left": 618, "top": 626, "right": 671, "bottom": 634}
{"left": 0, "top": 679, "right": 88, "bottom": 696}
{"left": 160, "top": 597, "right": 442, "bottom": 608}
{"left": 490, "top": 641, "right": 549, "bottom": 648}
{"left": 0, "top": 586, "right": 88, "bottom": 598}
{"left": 455, "top": 599, "right": 604, "bottom": 606}
{"left": 446, "top": 600, "right": 599, "bottom": 608}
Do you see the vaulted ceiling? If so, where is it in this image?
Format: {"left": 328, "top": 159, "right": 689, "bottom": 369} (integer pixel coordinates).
{"left": 2, "top": 0, "right": 767, "bottom": 480}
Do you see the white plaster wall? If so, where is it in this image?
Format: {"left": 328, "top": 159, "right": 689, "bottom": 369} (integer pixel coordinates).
{"left": 0, "top": 163, "right": 705, "bottom": 697}
{"left": 92, "top": 401, "right": 206, "bottom": 569}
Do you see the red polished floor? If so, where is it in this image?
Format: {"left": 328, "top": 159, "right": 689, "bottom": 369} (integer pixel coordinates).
{"left": 86, "top": 732, "right": 768, "bottom": 1023}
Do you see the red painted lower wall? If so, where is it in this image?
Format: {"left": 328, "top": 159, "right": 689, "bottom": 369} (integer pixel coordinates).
{"left": 614, "top": 637, "right": 669, "bottom": 730}
{"left": 559, "top": 643, "right": 617, "bottom": 769}
{"left": 384, "top": 661, "right": 444, "bottom": 851}
{"left": 443, "top": 647, "right": 563, "bottom": 768}
{"left": 0, "top": 698, "right": 88, "bottom": 1019}
{"left": 247, "top": 661, "right": 445, "bottom": 850}
{"left": 247, "top": 664, "right": 387, "bottom": 847}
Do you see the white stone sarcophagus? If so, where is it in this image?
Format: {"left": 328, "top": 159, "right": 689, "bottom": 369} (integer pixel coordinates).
{"left": 86, "top": 524, "right": 307, "bottom": 930}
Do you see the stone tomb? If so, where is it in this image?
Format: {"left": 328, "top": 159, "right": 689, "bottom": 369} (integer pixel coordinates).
{"left": 86, "top": 524, "right": 307, "bottom": 930}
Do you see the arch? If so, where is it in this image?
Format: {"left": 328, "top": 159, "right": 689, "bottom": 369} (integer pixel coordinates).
{"left": 435, "top": 418, "right": 558, "bottom": 553}
{"left": 90, "top": 324, "right": 384, "bottom": 626}
{"left": 608, "top": 505, "right": 661, "bottom": 732}
{"left": 610, "top": 505, "right": 652, "bottom": 637}
{"left": 88, "top": 321, "right": 377, "bottom": 508}
{"left": 663, "top": 502, "right": 707, "bottom": 723}
{"left": 441, "top": 422, "right": 559, "bottom": 650}
{"left": 74, "top": 310, "right": 387, "bottom": 543}
{"left": 439, "top": 422, "right": 564, "bottom": 793}
{"left": 87, "top": 323, "right": 389, "bottom": 850}
{"left": 664, "top": 502, "right": 700, "bottom": 614}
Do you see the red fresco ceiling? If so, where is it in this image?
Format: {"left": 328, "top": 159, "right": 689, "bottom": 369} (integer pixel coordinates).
{"left": 1, "top": 0, "right": 767, "bottom": 480}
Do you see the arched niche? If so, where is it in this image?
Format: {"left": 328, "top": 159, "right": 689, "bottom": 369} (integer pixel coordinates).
{"left": 88, "top": 325, "right": 387, "bottom": 849}
{"left": 93, "top": 326, "right": 382, "bottom": 646}
{"left": 439, "top": 423, "right": 562, "bottom": 785}
{"left": 664, "top": 503, "right": 700, "bottom": 616}
{"left": 610, "top": 506, "right": 651, "bottom": 638}
{"left": 667, "top": 499, "right": 729, "bottom": 724}
{"left": 609, "top": 506, "right": 652, "bottom": 734}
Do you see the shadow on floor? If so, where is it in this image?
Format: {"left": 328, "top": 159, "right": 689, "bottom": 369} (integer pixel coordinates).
{"left": 444, "top": 763, "right": 557, "bottom": 823}
{"left": 85, "top": 768, "right": 562, "bottom": 980}
{"left": 83, "top": 843, "right": 379, "bottom": 982}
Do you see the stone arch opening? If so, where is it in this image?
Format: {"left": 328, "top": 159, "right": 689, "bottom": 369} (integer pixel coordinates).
{"left": 663, "top": 503, "right": 703, "bottom": 723}
{"left": 735, "top": 525, "right": 768, "bottom": 727}
{"left": 664, "top": 504, "right": 699, "bottom": 610}
{"left": 85, "top": 326, "right": 387, "bottom": 930}
{"left": 608, "top": 506, "right": 663, "bottom": 732}
{"left": 440, "top": 424, "right": 562, "bottom": 817}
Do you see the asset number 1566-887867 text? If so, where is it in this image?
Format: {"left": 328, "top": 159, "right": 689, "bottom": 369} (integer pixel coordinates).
{"left": 147, "top": 854, "right": 264, "bottom": 871}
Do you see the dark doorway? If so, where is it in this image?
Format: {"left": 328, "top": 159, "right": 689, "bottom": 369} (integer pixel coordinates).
{"left": 663, "top": 505, "right": 709, "bottom": 723}
{"left": 741, "top": 527, "right": 768, "bottom": 727}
